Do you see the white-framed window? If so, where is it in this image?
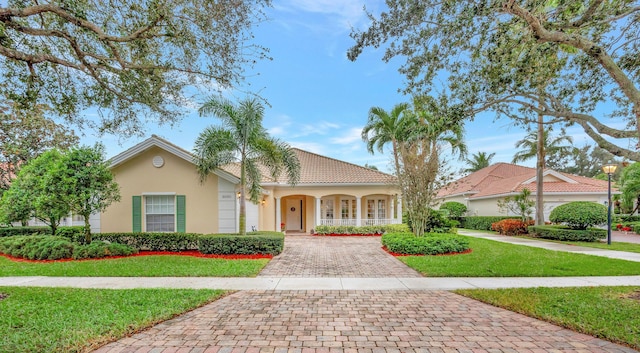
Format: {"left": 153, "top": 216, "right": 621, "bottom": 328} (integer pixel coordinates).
{"left": 367, "top": 198, "right": 386, "bottom": 220}
{"left": 321, "top": 198, "right": 334, "bottom": 219}
{"left": 341, "top": 198, "right": 357, "bottom": 219}
{"left": 145, "top": 195, "right": 175, "bottom": 232}
{"left": 377, "top": 200, "right": 386, "bottom": 219}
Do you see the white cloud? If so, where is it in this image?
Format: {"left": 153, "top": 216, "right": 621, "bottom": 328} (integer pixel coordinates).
{"left": 289, "top": 141, "right": 326, "bottom": 155}
{"left": 273, "top": 0, "right": 373, "bottom": 33}
{"left": 329, "top": 127, "right": 362, "bottom": 145}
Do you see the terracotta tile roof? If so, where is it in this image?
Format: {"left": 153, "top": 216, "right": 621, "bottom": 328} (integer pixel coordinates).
{"left": 222, "top": 148, "right": 397, "bottom": 185}
{"left": 438, "top": 162, "right": 613, "bottom": 199}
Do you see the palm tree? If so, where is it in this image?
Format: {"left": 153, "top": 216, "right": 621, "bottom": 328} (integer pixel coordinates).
{"left": 194, "top": 97, "right": 300, "bottom": 235}
{"left": 512, "top": 129, "right": 573, "bottom": 164}
{"left": 464, "top": 152, "right": 495, "bottom": 173}
{"left": 361, "top": 103, "right": 411, "bottom": 177}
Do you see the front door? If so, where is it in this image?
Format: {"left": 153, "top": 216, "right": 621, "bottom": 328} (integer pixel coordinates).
{"left": 285, "top": 198, "right": 303, "bottom": 231}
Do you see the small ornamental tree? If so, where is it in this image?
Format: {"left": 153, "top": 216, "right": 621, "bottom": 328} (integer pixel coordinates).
{"left": 61, "top": 144, "right": 120, "bottom": 243}
{"left": 439, "top": 201, "right": 467, "bottom": 218}
{"left": 497, "top": 188, "right": 535, "bottom": 221}
{"left": 549, "top": 202, "right": 608, "bottom": 230}
{"left": 0, "top": 184, "right": 32, "bottom": 226}
{"left": 15, "top": 149, "right": 70, "bottom": 235}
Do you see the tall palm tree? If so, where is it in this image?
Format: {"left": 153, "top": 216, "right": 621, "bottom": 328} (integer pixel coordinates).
{"left": 361, "top": 103, "right": 411, "bottom": 177}
{"left": 464, "top": 152, "right": 495, "bottom": 173}
{"left": 512, "top": 129, "right": 573, "bottom": 164}
{"left": 194, "top": 97, "right": 300, "bottom": 235}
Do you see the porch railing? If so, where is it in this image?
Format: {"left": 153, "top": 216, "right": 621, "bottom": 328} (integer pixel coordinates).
{"left": 319, "top": 218, "right": 400, "bottom": 226}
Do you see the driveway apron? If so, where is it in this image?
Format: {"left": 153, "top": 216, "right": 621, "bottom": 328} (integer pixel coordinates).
{"left": 93, "top": 235, "right": 640, "bottom": 353}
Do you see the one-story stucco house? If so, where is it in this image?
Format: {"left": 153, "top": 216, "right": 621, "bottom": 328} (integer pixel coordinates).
{"left": 98, "top": 135, "right": 402, "bottom": 234}
{"left": 436, "top": 163, "right": 618, "bottom": 222}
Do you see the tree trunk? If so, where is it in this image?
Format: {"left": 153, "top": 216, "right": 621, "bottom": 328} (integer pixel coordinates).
{"left": 239, "top": 161, "right": 246, "bottom": 235}
{"left": 536, "top": 111, "right": 545, "bottom": 225}
{"left": 83, "top": 213, "right": 92, "bottom": 244}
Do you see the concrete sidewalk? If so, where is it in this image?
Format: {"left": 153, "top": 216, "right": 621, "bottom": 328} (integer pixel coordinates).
{"left": 2, "top": 275, "right": 640, "bottom": 290}
{"left": 458, "top": 229, "right": 640, "bottom": 262}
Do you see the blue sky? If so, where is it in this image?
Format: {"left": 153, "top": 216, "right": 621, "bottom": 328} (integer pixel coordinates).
{"left": 84, "top": 1, "right": 599, "bottom": 174}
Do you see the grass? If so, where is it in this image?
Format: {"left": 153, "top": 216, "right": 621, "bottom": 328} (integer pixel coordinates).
{"left": 455, "top": 286, "right": 640, "bottom": 350}
{"left": 527, "top": 237, "right": 640, "bottom": 254}
{"left": 397, "top": 236, "right": 640, "bottom": 277}
{"left": 0, "top": 255, "right": 269, "bottom": 277}
{"left": 0, "top": 286, "right": 227, "bottom": 353}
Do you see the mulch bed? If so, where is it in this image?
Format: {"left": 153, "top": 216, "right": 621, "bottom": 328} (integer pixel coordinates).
{"left": 0, "top": 251, "right": 273, "bottom": 263}
{"left": 382, "top": 246, "right": 473, "bottom": 257}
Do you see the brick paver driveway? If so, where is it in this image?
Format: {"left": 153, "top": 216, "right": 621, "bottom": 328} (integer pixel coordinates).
{"left": 92, "top": 236, "right": 639, "bottom": 353}
{"left": 95, "top": 290, "right": 637, "bottom": 353}
{"left": 258, "top": 236, "right": 422, "bottom": 277}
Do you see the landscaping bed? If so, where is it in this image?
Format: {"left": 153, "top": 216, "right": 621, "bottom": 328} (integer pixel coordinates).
{"left": 313, "top": 224, "right": 410, "bottom": 236}
{"left": 381, "top": 232, "right": 471, "bottom": 255}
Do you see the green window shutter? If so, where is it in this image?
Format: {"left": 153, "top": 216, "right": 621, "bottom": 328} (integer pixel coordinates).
{"left": 176, "top": 195, "right": 186, "bottom": 233}
{"left": 132, "top": 196, "right": 142, "bottom": 232}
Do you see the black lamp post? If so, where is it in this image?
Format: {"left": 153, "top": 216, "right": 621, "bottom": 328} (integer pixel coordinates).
{"left": 602, "top": 164, "right": 617, "bottom": 245}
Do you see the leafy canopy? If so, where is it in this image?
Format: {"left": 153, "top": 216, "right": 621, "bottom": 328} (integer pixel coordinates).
{"left": 0, "top": 0, "right": 271, "bottom": 136}
{"left": 349, "top": 1, "right": 640, "bottom": 160}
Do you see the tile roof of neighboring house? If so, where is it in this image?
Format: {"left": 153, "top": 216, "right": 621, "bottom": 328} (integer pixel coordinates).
{"left": 110, "top": 135, "right": 397, "bottom": 186}
{"left": 437, "top": 162, "right": 613, "bottom": 199}
{"left": 223, "top": 148, "right": 397, "bottom": 185}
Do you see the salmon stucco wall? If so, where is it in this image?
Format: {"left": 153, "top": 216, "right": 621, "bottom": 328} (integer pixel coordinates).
{"left": 101, "top": 146, "right": 221, "bottom": 234}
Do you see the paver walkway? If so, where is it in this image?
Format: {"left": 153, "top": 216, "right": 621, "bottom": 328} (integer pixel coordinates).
{"left": 89, "top": 235, "right": 640, "bottom": 352}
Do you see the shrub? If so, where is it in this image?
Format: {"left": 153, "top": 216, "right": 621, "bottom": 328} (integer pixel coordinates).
{"left": 56, "top": 226, "right": 85, "bottom": 239}
{"left": 439, "top": 202, "right": 467, "bottom": 218}
{"left": 549, "top": 202, "right": 607, "bottom": 230}
{"left": 460, "top": 216, "right": 513, "bottom": 230}
{"left": 0, "top": 236, "right": 74, "bottom": 260}
{"left": 381, "top": 232, "right": 470, "bottom": 255}
{"left": 528, "top": 225, "right": 606, "bottom": 242}
{"left": 198, "top": 232, "right": 284, "bottom": 255}
{"left": 68, "top": 232, "right": 200, "bottom": 251}
{"left": 72, "top": 241, "right": 138, "bottom": 259}
{"left": 0, "top": 226, "right": 50, "bottom": 237}
{"left": 491, "top": 219, "right": 534, "bottom": 236}
{"left": 314, "top": 224, "right": 410, "bottom": 235}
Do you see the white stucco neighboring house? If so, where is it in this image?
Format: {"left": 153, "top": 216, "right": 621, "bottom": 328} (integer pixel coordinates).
{"left": 436, "top": 163, "right": 619, "bottom": 222}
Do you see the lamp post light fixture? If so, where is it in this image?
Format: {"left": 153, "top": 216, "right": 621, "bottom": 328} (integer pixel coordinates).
{"left": 602, "top": 164, "right": 618, "bottom": 245}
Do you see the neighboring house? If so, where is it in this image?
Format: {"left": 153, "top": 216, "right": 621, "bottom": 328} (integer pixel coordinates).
{"left": 437, "top": 163, "right": 618, "bottom": 222}
{"left": 99, "top": 135, "right": 402, "bottom": 234}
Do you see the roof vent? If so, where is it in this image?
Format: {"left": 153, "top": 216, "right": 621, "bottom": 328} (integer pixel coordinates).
{"left": 152, "top": 155, "right": 165, "bottom": 168}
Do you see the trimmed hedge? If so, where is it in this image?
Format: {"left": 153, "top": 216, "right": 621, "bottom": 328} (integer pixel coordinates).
{"left": 314, "top": 224, "right": 410, "bottom": 235}
{"left": 198, "top": 232, "right": 284, "bottom": 255}
{"left": 67, "top": 232, "right": 200, "bottom": 251}
{"left": 72, "top": 241, "right": 138, "bottom": 260}
{"left": 549, "top": 201, "right": 607, "bottom": 230}
{"left": 0, "top": 236, "right": 75, "bottom": 260}
{"left": 528, "top": 225, "right": 606, "bottom": 242}
{"left": 0, "top": 226, "right": 84, "bottom": 237}
{"left": 381, "top": 232, "right": 470, "bottom": 255}
{"left": 460, "top": 216, "right": 514, "bottom": 230}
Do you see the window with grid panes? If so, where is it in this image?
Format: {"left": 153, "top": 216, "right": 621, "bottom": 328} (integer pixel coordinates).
{"left": 145, "top": 195, "right": 175, "bottom": 232}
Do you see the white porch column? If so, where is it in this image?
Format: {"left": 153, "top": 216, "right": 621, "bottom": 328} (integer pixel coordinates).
{"left": 390, "top": 197, "right": 395, "bottom": 223}
{"left": 356, "top": 197, "right": 362, "bottom": 226}
{"left": 315, "top": 197, "right": 321, "bottom": 227}
{"left": 275, "top": 197, "right": 281, "bottom": 232}
{"left": 396, "top": 194, "right": 402, "bottom": 224}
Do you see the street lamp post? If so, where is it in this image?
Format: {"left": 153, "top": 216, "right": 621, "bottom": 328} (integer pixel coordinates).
{"left": 602, "top": 164, "right": 618, "bottom": 245}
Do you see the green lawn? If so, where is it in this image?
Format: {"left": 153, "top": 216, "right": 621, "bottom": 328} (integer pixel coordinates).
{"left": 534, "top": 238, "right": 640, "bottom": 254}
{"left": 398, "top": 236, "right": 640, "bottom": 276}
{"left": 0, "top": 286, "right": 227, "bottom": 353}
{"left": 456, "top": 286, "right": 640, "bottom": 350}
{"left": 0, "top": 255, "right": 269, "bottom": 277}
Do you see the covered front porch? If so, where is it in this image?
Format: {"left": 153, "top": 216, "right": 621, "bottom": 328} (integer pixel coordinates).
{"left": 274, "top": 193, "right": 402, "bottom": 233}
